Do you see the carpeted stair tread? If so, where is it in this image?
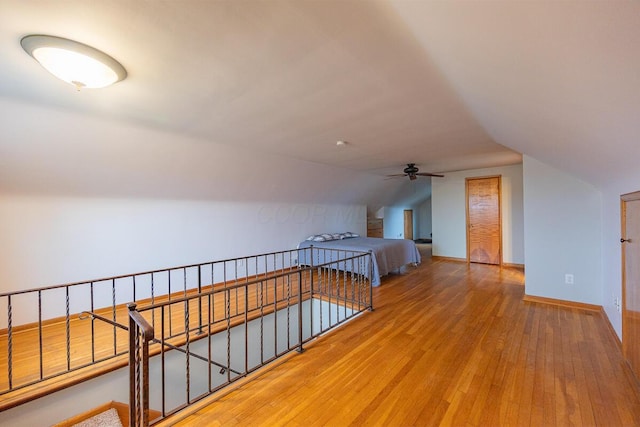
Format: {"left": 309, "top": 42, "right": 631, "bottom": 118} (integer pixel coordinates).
{"left": 72, "top": 408, "right": 123, "bottom": 427}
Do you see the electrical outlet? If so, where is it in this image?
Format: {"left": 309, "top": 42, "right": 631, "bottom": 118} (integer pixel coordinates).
{"left": 615, "top": 297, "right": 622, "bottom": 314}
{"left": 564, "top": 274, "right": 574, "bottom": 285}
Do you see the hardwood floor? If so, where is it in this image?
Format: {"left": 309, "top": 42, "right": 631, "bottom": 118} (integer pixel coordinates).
{"left": 167, "top": 253, "right": 640, "bottom": 427}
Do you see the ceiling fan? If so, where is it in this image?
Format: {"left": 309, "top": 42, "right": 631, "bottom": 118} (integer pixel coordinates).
{"left": 387, "top": 163, "right": 444, "bottom": 181}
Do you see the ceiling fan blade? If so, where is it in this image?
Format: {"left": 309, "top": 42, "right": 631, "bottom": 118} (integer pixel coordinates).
{"left": 386, "top": 174, "right": 408, "bottom": 177}
{"left": 416, "top": 172, "right": 445, "bottom": 178}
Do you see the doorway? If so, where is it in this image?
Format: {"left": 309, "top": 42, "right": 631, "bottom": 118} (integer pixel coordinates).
{"left": 621, "top": 191, "right": 640, "bottom": 382}
{"left": 404, "top": 210, "right": 413, "bottom": 240}
{"left": 466, "top": 176, "right": 501, "bottom": 265}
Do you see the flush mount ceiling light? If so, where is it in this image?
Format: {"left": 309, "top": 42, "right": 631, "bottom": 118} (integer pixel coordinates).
{"left": 21, "top": 35, "right": 127, "bottom": 90}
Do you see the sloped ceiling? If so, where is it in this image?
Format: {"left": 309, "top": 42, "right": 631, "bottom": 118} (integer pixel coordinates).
{"left": 391, "top": 0, "right": 640, "bottom": 186}
{"left": 1, "top": 1, "right": 637, "bottom": 206}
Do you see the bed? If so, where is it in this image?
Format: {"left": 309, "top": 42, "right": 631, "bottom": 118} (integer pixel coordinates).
{"left": 297, "top": 235, "right": 421, "bottom": 287}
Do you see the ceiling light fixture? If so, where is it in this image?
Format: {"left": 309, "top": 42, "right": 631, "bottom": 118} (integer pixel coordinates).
{"left": 21, "top": 35, "right": 127, "bottom": 90}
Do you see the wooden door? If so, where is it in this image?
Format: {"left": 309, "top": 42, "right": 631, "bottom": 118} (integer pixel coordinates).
{"left": 621, "top": 192, "right": 640, "bottom": 381}
{"left": 466, "top": 176, "right": 501, "bottom": 265}
{"left": 404, "top": 210, "right": 413, "bottom": 240}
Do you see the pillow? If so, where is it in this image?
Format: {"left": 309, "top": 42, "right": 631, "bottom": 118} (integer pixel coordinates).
{"left": 340, "top": 232, "right": 360, "bottom": 239}
{"left": 306, "top": 233, "right": 332, "bottom": 242}
{"left": 305, "top": 233, "right": 341, "bottom": 242}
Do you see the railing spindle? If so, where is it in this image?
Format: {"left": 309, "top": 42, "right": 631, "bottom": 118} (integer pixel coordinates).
{"left": 198, "top": 265, "right": 203, "bottom": 334}
{"left": 112, "top": 278, "right": 117, "bottom": 355}
{"left": 66, "top": 287, "right": 71, "bottom": 371}
{"left": 184, "top": 298, "right": 190, "bottom": 404}
{"left": 38, "top": 291, "right": 43, "bottom": 379}
{"left": 168, "top": 270, "right": 172, "bottom": 337}
{"left": 244, "top": 284, "right": 249, "bottom": 375}
{"left": 226, "top": 287, "right": 231, "bottom": 383}
{"left": 150, "top": 273, "right": 155, "bottom": 330}
{"left": 161, "top": 305, "right": 166, "bottom": 417}
{"left": 273, "top": 277, "right": 278, "bottom": 356}
{"left": 7, "top": 295, "right": 13, "bottom": 390}
{"left": 297, "top": 269, "right": 303, "bottom": 353}
{"left": 286, "top": 274, "right": 291, "bottom": 350}
{"left": 208, "top": 292, "right": 212, "bottom": 392}
{"left": 90, "top": 283, "right": 95, "bottom": 363}
{"left": 260, "top": 279, "right": 264, "bottom": 364}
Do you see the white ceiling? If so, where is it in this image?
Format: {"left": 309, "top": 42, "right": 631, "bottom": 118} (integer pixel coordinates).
{"left": 1, "top": 0, "right": 638, "bottom": 204}
{"left": 391, "top": 0, "right": 640, "bottom": 186}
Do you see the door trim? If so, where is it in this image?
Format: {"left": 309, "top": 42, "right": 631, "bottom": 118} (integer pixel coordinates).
{"left": 620, "top": 190, "right": 640, "bottom": 364}
{"left": 465, "top": 175, "right": 502, "bottom": 266}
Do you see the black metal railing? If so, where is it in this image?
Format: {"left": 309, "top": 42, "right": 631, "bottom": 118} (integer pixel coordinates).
{"left": 0, "top": 249, "right": 310, "bottom": 398}
{"left": 128, "top": 247, "right": 373, "bottom": 426}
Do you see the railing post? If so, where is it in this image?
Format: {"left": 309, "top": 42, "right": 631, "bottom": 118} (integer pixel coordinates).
{"left": 128, "top": 303, "right": 137, "bottom": 427}
{"left": 129, "top": 303, "right": 152, "bottom": 427}
{"left": 297, "top": 269, "right": 304, "bottom": 353}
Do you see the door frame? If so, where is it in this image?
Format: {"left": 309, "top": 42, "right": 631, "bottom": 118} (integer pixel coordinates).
{"left": 465, "top": 175, "right": 502, "bottom": 265}
{"left": 620, "top": 190, "right": 640, "bottom": 364}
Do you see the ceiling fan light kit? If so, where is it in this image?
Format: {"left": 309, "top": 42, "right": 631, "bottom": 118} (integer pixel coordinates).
{"left": 21, "top": 34, "right": 127, "bottom": 90}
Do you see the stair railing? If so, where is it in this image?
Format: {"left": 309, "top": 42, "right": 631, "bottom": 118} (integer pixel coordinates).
{"left": 0, "top": 248, "right": 304, "bottom": 402}
{"left": 128, "top": 247, "right": 373, "bottom": 426}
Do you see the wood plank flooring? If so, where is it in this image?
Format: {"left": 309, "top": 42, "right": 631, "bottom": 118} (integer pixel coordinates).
{"left": 168, "top": 250, "right": 640, "bottom": 427}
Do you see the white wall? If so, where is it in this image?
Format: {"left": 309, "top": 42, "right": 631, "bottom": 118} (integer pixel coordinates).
{"left": 523, "top": 156, "right": 602, "bottom": 305}
{"left": 382, "top": 206, "right": 405, "bottom": 239}
{"left": 382, "top": 200, "right": 431, "bottom": 240}
{"left": 0, "top": 99, "right": 401, "bottom": 209}
{"left": 431, "top": 164, "right": 524, "bottom": 264}
{"left": 0, "top": 194, "right": 365, "bottom": 294}
{"left": 416, "top": 197, "right": 432, "bottom": 239}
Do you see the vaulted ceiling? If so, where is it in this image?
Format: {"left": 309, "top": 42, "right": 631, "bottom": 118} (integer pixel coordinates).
{"left": 1, "top": 1, "right": 638, "bottom": 206}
